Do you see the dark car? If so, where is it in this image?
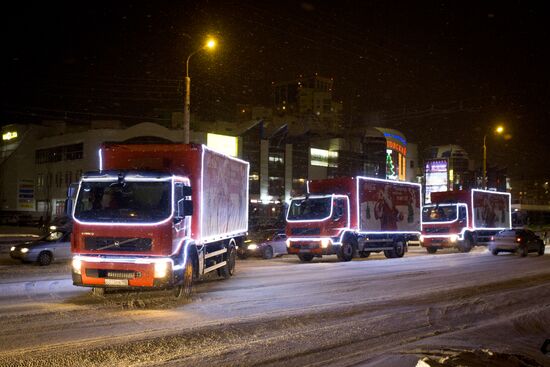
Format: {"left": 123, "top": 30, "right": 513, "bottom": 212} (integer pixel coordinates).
{"left": 238, "top": 230, "right": 288, "bottom": 259}
{"left": 488, "top": 229, "right": 545, "bottom": 257}
{"left": 10, "top": 231, "right": 72, "bottom": 265}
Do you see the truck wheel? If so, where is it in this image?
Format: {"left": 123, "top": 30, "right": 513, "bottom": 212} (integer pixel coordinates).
{"left": 491, "top": 248, "right": 499, "bottom": 256}
{"left": 337, "top": 242, "right": 354, "bottom": 262}
{"left": 219, "top": 246, "right": 236, "bottom": 278}
{"left": 360, "top": 251, "right": 371, "bottom": 258}
{"left": 174, "top": 258, "right": 194, "bottom": 299}
{"left": 262, "top": 245, "right": 274, "bottom": 260}
{"left": 459, "top": 237, "right": 472, "bottom": 253}
{"left": 37, "top": 251, "right": 53, "bottom": 266}
{"left": 385, "top": 241, "right": 405, "bottom": 258}
{"left": 539, "top": 244, "right": 545, "bottom": 256}
{"left": 426, "top": 247, "right": 437, "bottom": 254}
{"left": 297, "top": 254, "right": 314, "bottom": 262}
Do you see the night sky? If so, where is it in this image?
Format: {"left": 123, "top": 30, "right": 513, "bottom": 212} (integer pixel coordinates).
{"left": 2, "top": 1, "right": 549, "bottom": 180}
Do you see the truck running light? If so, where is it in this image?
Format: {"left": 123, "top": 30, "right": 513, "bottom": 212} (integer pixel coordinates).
{"left": 154, "top": 261, "right": 170, "bottom": 278}
{"left": 419, "top": 235, "right": 424, "bottom": 243}
{"left": 72, "top": 257, "right": 82, "bottom": 275}
{"left": 286, "top": 239, "right": 291, "bottom": 248}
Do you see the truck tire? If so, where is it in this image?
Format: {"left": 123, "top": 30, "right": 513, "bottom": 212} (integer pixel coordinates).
{"left": 219, "top": 245, "right": 236, "bottom": 278}
{"left": 174, "top": 257, "right": 194, "bottom": 299}
{"left": 458, "top": 237, "right": 472, "bottom": 253}
{"left": 426, "top": 247, "right": 437, "bottom": 254}
{"left": 337, "top": 242, "right": 354, "bottom": 262}
{"left": 538, "top": 244, "right": 545, "bottom": 256}
{"left": 297, "top": 254, "right": 314, "bottom": 262}
{"left": 385, "top": 240, "right": 405, "bottom": 258}
{"left": 491, "top": 248, "right": 499, "bottom": 256}
{"left": 360, "top": 251, "right": 371, "bottom": 258}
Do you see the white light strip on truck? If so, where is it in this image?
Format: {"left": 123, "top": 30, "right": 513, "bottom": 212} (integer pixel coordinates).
{"left": 355, "top": 177, "right": 422, "bottom": 235}
{"left": 470, "top": 189, "right": 512, "bottom": 230}
{"left": 199, "top": 145, "right": 250, "bottom": 240}
{"left": 73, "top": 175, "right": 188, "bottom": 226}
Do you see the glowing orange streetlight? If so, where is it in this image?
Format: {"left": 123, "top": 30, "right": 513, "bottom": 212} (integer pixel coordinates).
{"left": 183, "top": 36, "right": 218, "bottom": 144}
{"left": 483, "top": 125, "right": 505, "bottom": 189}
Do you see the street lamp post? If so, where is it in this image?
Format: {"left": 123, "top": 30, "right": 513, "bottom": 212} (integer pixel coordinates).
{"left": 482, "top": 125, "right": 504, "bottom": 189}
{"left": 183, "top": 37, "right": 217, "bottom": 144}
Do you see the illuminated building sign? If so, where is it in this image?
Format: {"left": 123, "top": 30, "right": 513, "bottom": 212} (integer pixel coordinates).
{"left": 2, "top": 131, "right": 18, "bottom": 141}
{"left": 387, "top": 140, "right": 407, "bottom": 156}
{"left": 207, "top": 133, "right": 238, "bottom": 157}
{"left": 425, "top": 158, "right": 448, "bottom": 203}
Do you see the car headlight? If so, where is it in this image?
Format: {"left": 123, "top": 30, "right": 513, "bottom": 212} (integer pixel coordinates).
{"left": 154, "top": 261, "right": 170, "bottom": 278}
{"left": 10, "top": 246, "right": 16, "bottom": 252}
{"left": 20, "top": 248, "right": 29, "bottom": 253}
{"left": 72, "top": 257, "right": 82, "bottom": 275}
{"left": 449, "top": 234, "right": 458, "bottom": 243}
{"left": 49, "top": 225, "right": 57, "bottom": 231}
{"left": 320, "top": 238, "right": 331, "bottom": 248}
{"left": 247, "top": 244, "right": 258, "bottom": 250}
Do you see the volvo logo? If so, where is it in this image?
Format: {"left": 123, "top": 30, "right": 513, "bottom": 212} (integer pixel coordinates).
{"left": 113, "top": 241, "right": 120, "bottom": 247}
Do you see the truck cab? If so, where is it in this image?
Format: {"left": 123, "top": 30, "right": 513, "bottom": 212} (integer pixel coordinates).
{"left": 71, "top": 171, "right": 194, "bottom": 291}
{"left": 420, "top": 203, "right": 471, "bottom": 253}
{"left": 286, "top": 194, "right": 350, "bottom": 261}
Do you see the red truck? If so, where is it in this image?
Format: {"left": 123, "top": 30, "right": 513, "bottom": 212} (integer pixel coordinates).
{"left": 70, "top": 143, "right": 249, "bottom": 298}
{"left": 286, "top": 177, "right": 422, "bottom": 262}
{"left": 420, "top": 189, "right": 511, "bottom": 253}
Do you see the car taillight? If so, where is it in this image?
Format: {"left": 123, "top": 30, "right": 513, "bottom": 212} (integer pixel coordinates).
{"left": 516, "top": 237, "right": 521, "bottom": 243}
{"left": 490, "top": 236, "right": 494, "bottom": 241}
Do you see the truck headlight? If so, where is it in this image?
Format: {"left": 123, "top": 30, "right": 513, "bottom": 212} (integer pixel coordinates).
{"left": 72, "top": 257, "right": 82, "bottom": 274}
{"left": 247, "top": 244, "right": 258, "bottom": 250}
{"left": 20, "top": 248, "right": 29, "bottom": 253}
{"left": 49, "top": 225, "right": 57, "bottom": 231}
{"left": 320, "top": 238, "right": 330, "bottom": 248}
{"left": 419, "top": 235, "right": 424, "bottom": 243}
{"left": 154, "top": 261, "right": 170, "bottom": 278}
{"left": 449, "top": 234, "right": 458, "bottom": 243}
{"left": 10, "top": 246, "right": 16, "bottom": 252}
{"left": 286, "top": 239, "right": 291, "bottom": 248}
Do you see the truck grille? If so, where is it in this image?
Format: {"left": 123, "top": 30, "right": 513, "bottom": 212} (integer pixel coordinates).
{"left": 291, "top": 227, "right": 321, "bottom": 236}
{"left": 85, "top": 269, "right": 142, "bottom": 279}
{"left": 424, "top": 227, "right": 451, "bottom": 234}
{"left": 84, "top": 237, "right": 152, "bottom": 252}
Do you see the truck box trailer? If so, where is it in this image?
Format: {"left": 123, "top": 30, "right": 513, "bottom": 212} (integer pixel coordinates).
{"left": 71, "top": 143, "right": 249, "bottom": 297}
{"left": 420, "top": 189, "right": 511, "bottom": 253}
{"left": 286, "top": 176, "right": 422, "bottom": 262}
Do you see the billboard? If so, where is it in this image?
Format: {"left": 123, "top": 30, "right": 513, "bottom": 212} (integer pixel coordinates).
{"left": 425, "top": 159, "right": 448, "bottom": 203}
{"left": 358, "top": 178, "right": 421, "bottom": 232}
{"left": 472, "top": 190, "right": 511, "bottom": 229}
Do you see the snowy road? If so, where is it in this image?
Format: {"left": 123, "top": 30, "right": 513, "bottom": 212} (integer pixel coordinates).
{"left": 0, "top": 246, "right": 549, "bottom": 366}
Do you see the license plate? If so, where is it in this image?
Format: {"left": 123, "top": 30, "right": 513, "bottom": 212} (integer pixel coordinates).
{"left": 299, "top": 249, "right": 310, "bottom": 253}
{"left": 105, "top": 279, "right": 128, "bottom": 286}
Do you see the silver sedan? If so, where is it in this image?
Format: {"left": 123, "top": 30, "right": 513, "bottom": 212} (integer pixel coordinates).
{"left": 9, "top": 231, "right": 72, "bottom": 265}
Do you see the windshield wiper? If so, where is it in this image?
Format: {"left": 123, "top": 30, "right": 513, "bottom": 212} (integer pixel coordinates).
{"left": 95, "top": 237, "right": 140, "bottom": 251}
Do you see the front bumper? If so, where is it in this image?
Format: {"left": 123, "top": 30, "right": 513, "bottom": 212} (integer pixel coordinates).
{"left": 286, "top": 240, "right": 336, "bottom": 256}
{"left": 72, "top": 256, "right": 182, "bottom": 289}
{"left": 9, "top": 250, "right": 35, "bottom": 262}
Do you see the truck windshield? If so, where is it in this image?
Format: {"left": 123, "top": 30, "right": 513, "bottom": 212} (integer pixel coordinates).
{"left": 422, "top": 205, "right": 458, "bottom": 223}
{"left": 287, "top": 197, "right": 332, "bottom": 220}
{"left": 74, "top": 181, "right": 171, "bottom": 223}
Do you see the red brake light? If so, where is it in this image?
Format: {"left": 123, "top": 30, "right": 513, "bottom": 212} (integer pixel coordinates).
{"left": 516, "top": 237, "right": 521, "bottom": 242}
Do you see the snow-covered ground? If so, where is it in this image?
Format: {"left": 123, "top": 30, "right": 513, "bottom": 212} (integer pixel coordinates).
{"left": 0, "top": 244, "right": 548, "bottom": 366}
